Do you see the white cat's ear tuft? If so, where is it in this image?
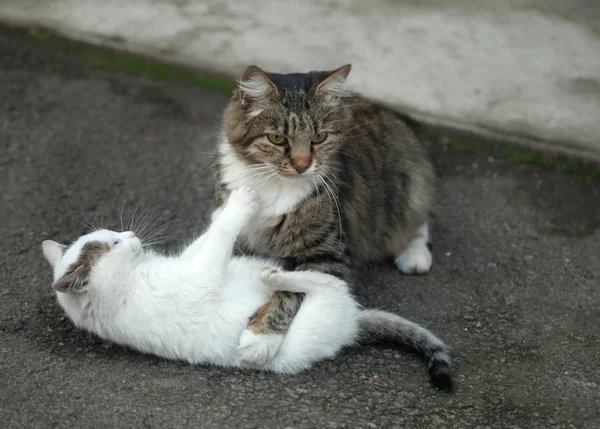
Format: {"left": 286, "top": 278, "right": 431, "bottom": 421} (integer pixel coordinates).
{"left": 53, "top": 267, "right": 88, "bottom": 294}
{"left": 316, "top": 64, "right": 352, "bottom": 97}
{"left": 42, "top": 240, "right": 65, "bottom": 267}
{"left": 237, "top": 65, "right": 278, "bottom": 104}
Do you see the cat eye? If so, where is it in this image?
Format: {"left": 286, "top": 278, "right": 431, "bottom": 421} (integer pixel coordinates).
{"left": 311, "top": 133, "right": 328, "bottom": 144}
{"left": 113, "top": 239, "right": 122, "bottom": 246}
{"left": 267, "top": 134, "right": 287, "bottom": 145}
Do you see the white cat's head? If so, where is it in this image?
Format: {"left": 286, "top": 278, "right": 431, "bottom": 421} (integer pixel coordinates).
{"left": 42, "top": 230, "right": 141, "bottom": 294}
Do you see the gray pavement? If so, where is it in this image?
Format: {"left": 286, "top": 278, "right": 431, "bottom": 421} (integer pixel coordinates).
{"left": 1, "top": 33, "right": 599, "bottom": 429}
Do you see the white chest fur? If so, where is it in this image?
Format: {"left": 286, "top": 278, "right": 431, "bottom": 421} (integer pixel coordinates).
{"left": 218, "top": 139, "right": 313, "bottom": 219}
{"left": 218, "top": 136, "right": 315, "bottom": 248}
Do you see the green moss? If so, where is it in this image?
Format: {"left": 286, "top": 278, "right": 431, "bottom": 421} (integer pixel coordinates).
{"left": 436, "top": 129, "right": 600, "bottom": 179}
{"left": 0, "top": 24, "right": 237, "bottom": 94}
{"left": 82, "top": 51, "right": 236, "bottom": 93}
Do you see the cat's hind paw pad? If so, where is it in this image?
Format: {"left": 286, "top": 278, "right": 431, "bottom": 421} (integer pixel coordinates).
{"left": 260, "top": 266, "right": 283, "bottom": 283}
{"left": 395, "top": 244, "right": 432, "bottom": 274}
{"left": 237, "top": 330, "right": 283, "bottom": 367}
{"left": 324, "top": 277, "right": 347, "bottom": 291}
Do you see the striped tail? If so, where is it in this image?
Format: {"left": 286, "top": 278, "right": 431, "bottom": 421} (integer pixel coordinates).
{"left": 357, "top": 309, "right": 454, "bottom": 392}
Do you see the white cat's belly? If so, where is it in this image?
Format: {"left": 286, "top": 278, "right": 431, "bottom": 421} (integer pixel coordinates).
{"left": 181, "top": 256, "right": 281, "bottom": 365}
{"left": 107, "top": 257, "right": 279, "bottom": 367}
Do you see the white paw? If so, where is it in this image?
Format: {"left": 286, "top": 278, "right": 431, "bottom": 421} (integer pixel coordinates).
{"left": 395, "top": 243, "right": 432, "bottom": 274}
{"left": 210, "top": 207, "right": 223, "bottom": 222}
{"left": 237, "top": 330, "right": 284, "bottom": 367}
{"left": 260, "top": 266, "right": 283, "bottom": 283}
{"left": 229, "top": 186, "right": 259, "bottom": 216}
{"left": 318, "top": 273, "right": 347, "bottom": 290}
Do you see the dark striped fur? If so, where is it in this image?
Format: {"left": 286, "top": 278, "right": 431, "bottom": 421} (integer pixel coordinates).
{"left": 216, "top": 65, "right": 436, "bottom": 340}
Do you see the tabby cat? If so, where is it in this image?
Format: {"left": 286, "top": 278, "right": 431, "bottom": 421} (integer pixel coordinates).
{"left": 214, "top": 64, "right": 437, "bottom": 365}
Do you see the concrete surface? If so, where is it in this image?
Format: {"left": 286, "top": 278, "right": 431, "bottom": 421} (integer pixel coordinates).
{"left": 1, "top": 0, "right": 600, "bottom": 157}
{"left": 1, "top": 32, "right": 600, "bottom": 429}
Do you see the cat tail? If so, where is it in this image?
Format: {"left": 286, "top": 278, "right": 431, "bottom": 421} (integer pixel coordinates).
{"left": 357, "top": 309, "right": 454, "bottom": 392}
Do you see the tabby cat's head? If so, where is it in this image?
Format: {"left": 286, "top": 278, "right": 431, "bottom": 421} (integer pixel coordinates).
{"left": 223, "top": 65, "right": 353, "bottom": 177}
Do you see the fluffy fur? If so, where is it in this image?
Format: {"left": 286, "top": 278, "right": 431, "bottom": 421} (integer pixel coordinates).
{"left": 214, "top": 64, "right": 436, "bottom": 360}
{"left": 42, "top": 188, "right": 453, "bottom": 390}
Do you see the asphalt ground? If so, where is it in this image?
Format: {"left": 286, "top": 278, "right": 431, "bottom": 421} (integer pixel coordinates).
{"left": 1, "top": 33, "right": 599, "bottom": 429}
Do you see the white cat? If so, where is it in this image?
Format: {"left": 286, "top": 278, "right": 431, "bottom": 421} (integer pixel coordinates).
{"left": 42, "top": 187, "right": 453, "bottom": 390}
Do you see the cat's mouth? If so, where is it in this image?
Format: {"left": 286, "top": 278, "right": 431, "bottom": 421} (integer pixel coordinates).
{"left": 276, "top": 164, "right": 316, "bottom": 178}
{"left": 121, "top": 236, "right": 142, "bottom": 254}
{"left": 278, "top": 170, "right": 303, "bottom": 177}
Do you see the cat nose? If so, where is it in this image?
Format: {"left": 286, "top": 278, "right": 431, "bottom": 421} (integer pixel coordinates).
{"left": 121, "top": 231, "right": 136, "bottom": 239}
{"left": 290, "top": 156, "right": 312, "bottom": 174}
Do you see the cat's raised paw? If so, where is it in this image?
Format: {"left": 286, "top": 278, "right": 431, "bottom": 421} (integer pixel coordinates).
{"left": 237, "top": 329, "right": 283, "bottom": 366}
{"left": 395, "top": 244, "right": 432, "bottom": 274}
{"left": 228, "top": 186, "right": 259, "bottom": 215}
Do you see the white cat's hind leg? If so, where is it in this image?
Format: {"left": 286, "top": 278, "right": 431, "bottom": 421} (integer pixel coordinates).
{"left": 395, "top": 222, "right": 432, "bottom": 274}
{"left": 237, "top": 267, "right": 348, "bottom": 367}
{"left": 260, "top": 267, "right": 347, "bottom": 293}
{"left": 237, "top": 330, "right": 284, "bottom": 367}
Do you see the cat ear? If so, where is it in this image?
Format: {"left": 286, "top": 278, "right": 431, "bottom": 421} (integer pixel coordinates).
{"left": 237, "top": 65, "right": 279, "bottom": 104}
{"left": 42, "top": 240, "right": 66, "bottom": 267}
{"left": 53, "top": 266, "right": 88, "bottom": 294}
{"left": 316, "top": 64, "right": 352, "bottom": 97}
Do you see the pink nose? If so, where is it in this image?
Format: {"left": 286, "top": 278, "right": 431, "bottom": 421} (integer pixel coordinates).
{"left": 122, "top": 231, "right": 136, "bottom": 239}
{"left": 290, "top": 156, "right": 312, "bottom": 174}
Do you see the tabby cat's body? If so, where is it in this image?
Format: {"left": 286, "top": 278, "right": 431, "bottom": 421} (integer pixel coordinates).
{"left": 214, "top": 65, "right": 437, "bottom": 364}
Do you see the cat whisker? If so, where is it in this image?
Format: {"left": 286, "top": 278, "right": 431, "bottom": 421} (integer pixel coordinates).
{"left": 141, "top": 231, "right": 177, "bottom": 242}
{"left": 316, "top": 173, "right": 343, "bottom": 241}
{"left": 321, "top": 175, "right": 343, "bottom": 240}
{"left": 68, "top": 209, "right": 95, "bottom": 233}
{"left": 89, "top": 215, "right": 103, "bottom": 233}
{"left": 129, "top": 208, "right": 156, "bottom": 243}
{"left": 136, "top": 209, "right": 165, "bottom": 242}
{"left": 245, "top": 163, "right": 272, "bottom": 170}
{"left": 320, "top": 165, "right": 354, "bottom": 192}
{"left": 132, "top": 207, "right": 154, "bottom": 236}
{"left": 78, "top": 206, "right": 102, "bottom": 232}
{"left": 339, "top": 123, "right": 373, "bottom": 136}
{"left": 142, "top": 223, "right": 173, "bottom": 244}
{"left": 315, "top": 103, "right": 362, "bottom": 124}
{"left": 340, "top": 132, "right": 371, "bottom": 140}
{"left": 126, "top": 202, "right": 141, "bottom": 232}
{"left": 139, "top": 218, "right": 173, "bottom": 244}
{"left": 240, "top": 164, "right": 275, "bottom": 181}
{"left": 141, "top": 238, "right": 176, "bottom": 248}
{"left": 119, "top": 200, "right": 127, "bottom": 232}
{"left": 316, "top": 107, "right": 346, "bottom": 123}
{"left": 311, "top": 176, "right": 321, "bottom": 227}
{"left": 242, "top": 167, "right": 276, "bottom": 182}
{"left": 139, "top": 226, "right": 176, "bottom": 245}
{"left": 195, "top": 149, "right": 219, "bottom": 158}
{"left": 141, "top": 234, "right": 176, "bottom": 244}
{"left": 252, "top": 171, "right": 278, "bottom": 188}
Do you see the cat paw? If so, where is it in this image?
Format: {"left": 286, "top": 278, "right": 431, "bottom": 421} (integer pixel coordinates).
{"left": 229, "top": 186, "right": 259, "bottom": 216}
{"left": 237, "top": 330, "right": 284, "bottom": 366}
{"left": 260, "top": 266, "right": 283, "bottom": 283}
{"left": 323, "top": 275, "right": 348, "bottom": 291}
{"left": 395, "top": 244, "right": 432, "bottom": 274}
